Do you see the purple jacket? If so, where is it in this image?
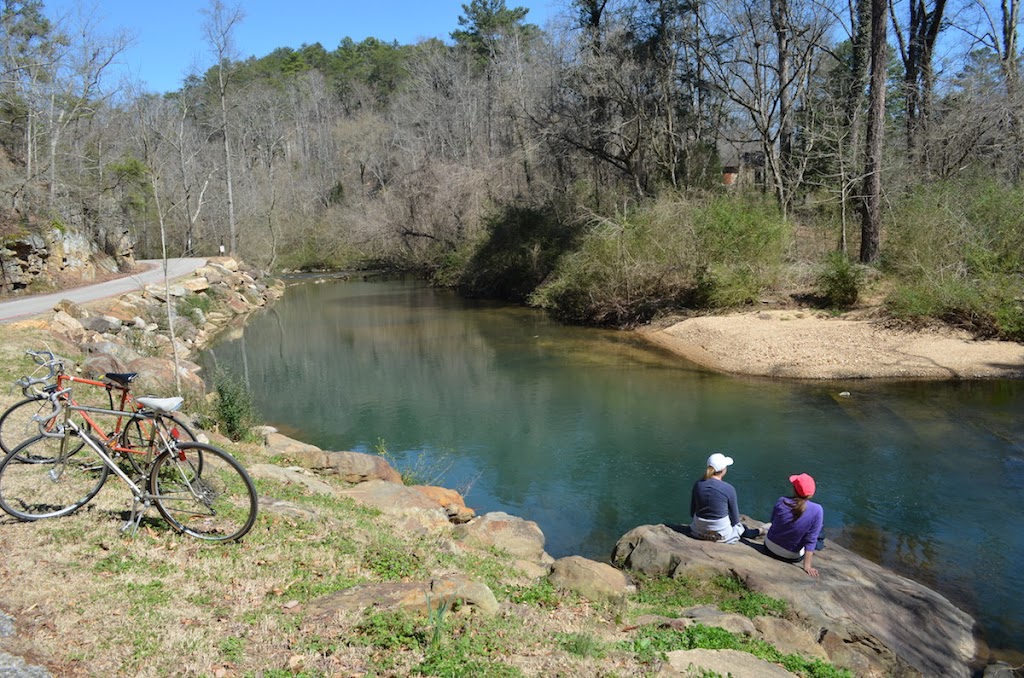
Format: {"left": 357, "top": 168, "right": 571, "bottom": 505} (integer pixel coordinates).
{"left": 765, "top": 496, "right": 823, "bottom": 553}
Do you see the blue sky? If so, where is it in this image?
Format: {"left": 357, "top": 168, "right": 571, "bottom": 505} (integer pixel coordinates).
{"left": 43, "top": 0, "right": 559, "bottom": 94}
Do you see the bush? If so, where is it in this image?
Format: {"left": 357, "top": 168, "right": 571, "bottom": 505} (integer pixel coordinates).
{"left": 530, "top": 193, "right": 790, "bottom": 322}
{"left": 884, "top": 178, "right": 1024, "bottom": 339}
{"left": 213, "top": 370, "right": 259, "bottom": 441}
{"left": 816, "top": 251, "right": 865, "bottom": 309}
{"left": 453, "top": 203, "right": 579, "bottom": 302}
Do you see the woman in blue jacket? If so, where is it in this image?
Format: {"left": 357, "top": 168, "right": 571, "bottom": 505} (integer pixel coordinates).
{"left": 764, "top": 473, "right": 824, "bottom": 577}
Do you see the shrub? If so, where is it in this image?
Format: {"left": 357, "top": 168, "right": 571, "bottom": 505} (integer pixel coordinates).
{"left": 530, "top": 193, "right": 790, "bottom": 322}
{"left": 213, "top": 370, "right": 259, "bottom": 441}
{"left": 816, "top": 251, "right": 865, "bottom": 309}
{"left": 454, "top": 203, "right": 579, "bottom": 302}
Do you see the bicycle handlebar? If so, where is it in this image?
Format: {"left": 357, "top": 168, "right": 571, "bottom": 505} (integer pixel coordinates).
{"left": 16, "top": 350, "right": 65, "bottom": 396}
{"left": 32, "top": 388, "right": 71, "bottom": 438}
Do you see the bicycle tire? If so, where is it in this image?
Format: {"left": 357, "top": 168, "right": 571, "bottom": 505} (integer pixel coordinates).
{"left": 0, "top": 433, "right": 110, "bottom": 520}
{"left": 118, "top": 414, "right": 198, "bottom": 477}
{"left": 0, "top": 397, "right": 86, "bottom": 460}
{"left": 150, "top": 442, "right": 257, "bottom": 542}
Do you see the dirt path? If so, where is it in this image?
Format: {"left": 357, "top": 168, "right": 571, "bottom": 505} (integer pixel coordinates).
{"left": 640, "top": 309, "right": 1024, "bottom": 379}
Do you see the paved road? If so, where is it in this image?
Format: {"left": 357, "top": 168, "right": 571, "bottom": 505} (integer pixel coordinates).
{"left": 0, "top": 258, "right": 207, "bottom": 323}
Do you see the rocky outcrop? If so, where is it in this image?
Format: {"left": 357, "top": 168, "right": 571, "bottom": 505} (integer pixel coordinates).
{"left": 611, "top": 523, "right": 978, "bottom": 677}
{"left": 658, "top": 648, "right": 797, "bottom": 678}
{"left": 0, "top": 226, "right": 124, "bottom": 295}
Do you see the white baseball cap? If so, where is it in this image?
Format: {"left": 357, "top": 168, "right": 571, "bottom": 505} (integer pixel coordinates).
{"left": 707, "top": 452, "right": 734, "bottom": 472}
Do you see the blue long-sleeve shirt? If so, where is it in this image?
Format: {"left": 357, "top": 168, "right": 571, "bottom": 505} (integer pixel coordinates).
{"left": 690, "top": 478, "right": 741, "bottom": 525}
{"left": 766, "top": 496, "right": 823, "bottom": 553}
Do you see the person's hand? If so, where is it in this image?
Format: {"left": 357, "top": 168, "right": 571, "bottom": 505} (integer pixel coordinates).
{"left": 803, "top": 563, "right": 819, "bottom": 578}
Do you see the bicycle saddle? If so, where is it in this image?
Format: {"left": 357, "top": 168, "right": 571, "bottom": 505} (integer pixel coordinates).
{"left": 104, "top": 373, "right": 139, "bottom": 386}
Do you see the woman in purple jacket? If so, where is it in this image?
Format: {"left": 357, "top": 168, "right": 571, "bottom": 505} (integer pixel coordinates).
{"left": 764, "top": 473, "right": 824, "bottom": 578}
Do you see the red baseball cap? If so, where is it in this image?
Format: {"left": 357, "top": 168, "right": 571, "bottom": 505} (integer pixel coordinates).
{"left": 790, "top": 473, "right": 816, "bottom": 498}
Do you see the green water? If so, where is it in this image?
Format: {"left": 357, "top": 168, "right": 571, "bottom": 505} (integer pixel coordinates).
{"left": 200, "top": 277, "right": 1024, "bottom": 651}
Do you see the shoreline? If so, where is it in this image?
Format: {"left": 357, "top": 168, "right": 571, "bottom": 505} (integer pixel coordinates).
{"left": 639, "top": 309, "right": 1024, "bottom": 380}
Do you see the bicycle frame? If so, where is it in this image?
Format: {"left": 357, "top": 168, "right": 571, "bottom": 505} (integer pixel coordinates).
{"left": 21, "top": 352, "right": 185, "bottom": 460}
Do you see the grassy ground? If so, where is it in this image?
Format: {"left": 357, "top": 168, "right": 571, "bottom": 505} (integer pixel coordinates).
{"left": 0, "top": 324, "right": 850, "bottom": 677}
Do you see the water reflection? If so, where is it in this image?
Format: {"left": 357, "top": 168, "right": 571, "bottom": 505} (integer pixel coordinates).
{"left": 200, "top": 278, "right": 1024, "bottom": 651}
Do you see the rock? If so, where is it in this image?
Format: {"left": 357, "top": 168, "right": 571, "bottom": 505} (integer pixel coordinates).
{"left": 659, "top": 648, "right": 797, "bottom": 678}
{"left": 51, "top": 310, "right": 86, "bottom": 342}
{"left": 548, "top": 556, "right": 628, "bottom": 604}
{"left": 53, "top": 299, "right": 86, "bottom": 318}
{"left": 679, "top": 605, "right": 756, "bottom": 636}
{"left": 455, "top": 511, "right": 548, "bottom": 562}
{"left": 181, "top": 277, "right": 210, "bottom": 293}
{"left": 411, "top": 486, "right": 476, "bottom": 522}
{"left": 289, "top": 447, "right": 402, "bottom": 484}
{"left": 611, "top": 524, "right": 975, "bottom": 677}
{"left": 512, "top": 559, "right": 551, "bottom": 579}
{"left": 305, "top": 577, "right": 499, "bottom": 621}
{"left": 79, "top": 353, "right": 129, "bottom": 379}
{"left": 79, "top": 340, "right": 143, "bottom": 366}
{"left": 258, "top": 498, "right": 321, "bottom": 522}
{"left": 125, "top": 356, "right": 206, "bottom": 396}
{"left": 337, "top": 479, "right": 446, "bottom": 516}
{"left": 753, "top": 616, "right": 829, "bottom": 660}
{"left": 263, "top": 432, "right": 324, "bottom": 458}
{"left": 80, "top": 315, "right": 122, "bottom": 334}
{"left": 247, "top": 465, "right": 337, "bottom": 496}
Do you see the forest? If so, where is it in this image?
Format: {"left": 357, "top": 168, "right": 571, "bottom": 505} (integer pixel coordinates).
{"left": 1, "top": 0, "right": 1022, "bottom": 336}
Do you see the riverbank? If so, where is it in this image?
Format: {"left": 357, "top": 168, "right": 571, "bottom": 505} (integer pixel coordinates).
{"left": 640, "top": 309, "right": 1024, "bottom": 379}
{"left": 0, "top": 271, "right": 1018, "bottom": 675}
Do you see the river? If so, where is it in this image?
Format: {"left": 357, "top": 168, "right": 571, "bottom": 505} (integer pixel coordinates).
{"left": 199, "top": 276, "right": 1024, "bottom": 652}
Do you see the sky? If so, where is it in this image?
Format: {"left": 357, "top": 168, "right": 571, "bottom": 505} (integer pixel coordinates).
{"left": 42, "top": 0, "right": 560, "bottom": 94}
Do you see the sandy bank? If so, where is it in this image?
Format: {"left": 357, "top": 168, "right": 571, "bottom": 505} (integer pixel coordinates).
{"left": 640, "top": 309, "right": 1024, "bottom": 379}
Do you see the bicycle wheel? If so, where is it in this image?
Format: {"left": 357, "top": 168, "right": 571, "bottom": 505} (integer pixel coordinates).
{"left": 0, "top": 397, "right": 53, "bottom": 455}
{"left": 1, "top": 398, "right": 88, "bottom": 460}
{"left": 0, "top": 433, "right": 110, "bottom": 520}
{"left": 150, "top": 442, "right": 257, "bottom": 542}
{"left": 118, "top": 414, "right": 198, "bottom": 477}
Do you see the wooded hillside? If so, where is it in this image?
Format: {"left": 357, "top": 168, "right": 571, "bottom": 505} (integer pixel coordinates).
{"left": 2, "top": 0, "right": 1022, "bottom": 334}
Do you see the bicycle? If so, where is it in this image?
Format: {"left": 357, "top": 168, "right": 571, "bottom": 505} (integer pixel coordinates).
{"left": 0, "top": 389, "right": 258, "bottom": 542}
{"left": 0, "top": 351, "right": 196, "bottom": 475}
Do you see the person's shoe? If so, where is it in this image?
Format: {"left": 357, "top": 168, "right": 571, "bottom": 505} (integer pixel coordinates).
{"left": 758, "top": 522, "right": 772, "bottom": 538}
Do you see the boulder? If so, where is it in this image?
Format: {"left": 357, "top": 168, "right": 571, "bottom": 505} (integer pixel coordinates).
{"left": 548, "top": 556, "right": 629, "bottom": 604}
{"left": 80, "top": 315, "right": 122, "bottom": 334}
{"left": 611, "top": 524, "right": 976, "bottom": 677}
{"left": 79, "top": 340, "right": 143, "bottom": 366}
{"left": 678, "top": 605, "right": 757, "bottom": 637}
{"left": 125, "top": 356, "right": 205, "bottom": 396}
{"left": 305, "top": 577, "right": 499, "bottom": 621}
{"left": 454, "top": 511, "right": 548, "bottom": 562}
{"left": 337, "top": 479, "right": 445, "bottom": 515}
{"left": 659, "top": 648, "right": 798, "bottom": 678}
{"left": 289, "top": 447, "right": 402, "bottom": 484}
{"left": 411, "top": 485, "right": 476, "bottom": 523}
{"left": 53, "top": 299, "right": 86, "bottom": 318}
{"left": 79, "top": 353, "right": 129, "bottom": 379}
{"left": 263, "top": 432, "right": 324, "bottom": 458}
{"left": 51, "top": 310, "right": 86, "bottom": 342}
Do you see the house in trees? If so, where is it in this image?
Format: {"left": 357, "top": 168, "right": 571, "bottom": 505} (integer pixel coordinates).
{"left": 717, "top": 139, "right": 766, "bottom": 189}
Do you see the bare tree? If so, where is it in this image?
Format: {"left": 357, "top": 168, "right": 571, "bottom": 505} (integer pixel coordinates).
{"left": 201, "top": 0, "right": 244, "bottom": 257}
{"left": 861, "top": 0, "right": 887, "bottom": 263}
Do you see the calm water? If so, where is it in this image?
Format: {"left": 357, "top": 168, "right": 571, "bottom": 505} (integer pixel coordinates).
{"left": 200, "top": 277, "right": 1024, "bottom": 651}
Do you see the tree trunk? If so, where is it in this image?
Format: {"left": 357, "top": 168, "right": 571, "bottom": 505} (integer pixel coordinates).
{"left": 860, "top": 0, "right": 887, "bottom": 264}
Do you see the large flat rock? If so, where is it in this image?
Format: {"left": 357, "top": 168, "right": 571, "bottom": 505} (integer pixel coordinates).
{"left": 612, "top": 524, "right": 978, "bottom": 677}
